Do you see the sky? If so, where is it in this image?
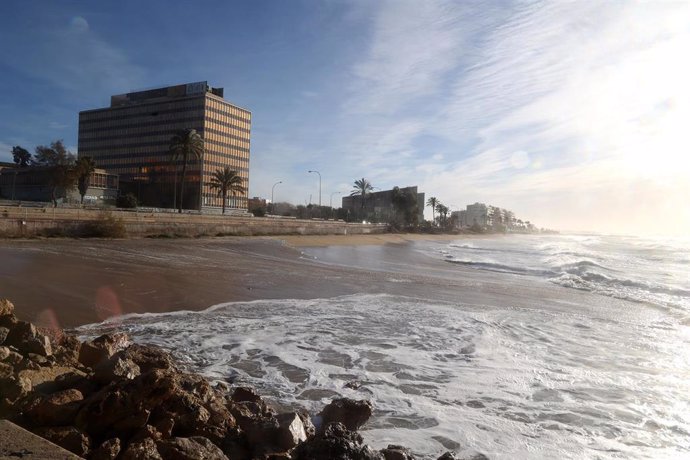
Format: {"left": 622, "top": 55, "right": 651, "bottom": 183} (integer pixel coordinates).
{"left": 0, "top": 0, "right": 688, "bottom": 235}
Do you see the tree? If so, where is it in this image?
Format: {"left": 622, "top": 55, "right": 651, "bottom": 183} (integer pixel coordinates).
{"left": 426, "top": 197, "right": 439, "bottom": 225}
{"left": 436, "top": 203, "right": 449, "bottom": 228}
{"left": 34, "top": 140, "right": 76, "bottom": 207}
{"left": 209, "top": 166, "right": 245, "bottom": 214}
{"left": 350, "top": 177, "right": 374, "bottom": 213}
{"left": 75, "top": 156, "right": 96, "bottom": 204}
{"left": 169, "top": 128, "right": 204, "bottom": 213}
{"left": 11, "top": 146, "right": 31, "bottom": 167}
{"left": 392, "top": 186, "right": 420, "bottom": 228}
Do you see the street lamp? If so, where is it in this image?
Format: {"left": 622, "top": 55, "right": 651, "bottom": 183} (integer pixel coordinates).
{"left": 271, "top": 181, "right": 282, "bottom": 215}
{"left": 307, "top": 170, "right": 321, "bottom": 207}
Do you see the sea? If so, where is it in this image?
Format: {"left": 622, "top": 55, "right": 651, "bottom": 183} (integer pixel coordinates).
{"left": 76, "top": 233, "right": 690, "bottom": 459}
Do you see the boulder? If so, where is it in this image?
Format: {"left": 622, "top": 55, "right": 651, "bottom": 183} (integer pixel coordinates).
{"left": 437, "top": 453, "right": 457, "bottom": 460}
{"left": 0, "top": 375, "right": 32, "bottom": 402}
{"left": 232, "top": 386, "right": 263, "bottom": 404}
{"left": 0, "top": 345, "right": 10, "bottom": 361}
{"left": 0, "top": 298, "right": 14, "bottom": 316}
{"left": 157, "top": 436, "right": 229, "bottom": 460}
{"left": 120, "top": 438, "right": 163, "bottom": 460}
{"left": 0, "top": 361, "right": 13, "bottom": 378}
{"left": 276, "top": 412, "right": 308, "bottom": 451}
{"left": 22, "top": 335, "right": 53, "bottom": 357}
{"left": 92, "top": 438, "right": 121, "bottom": 460}
{"left": 119, "top": 343, "right": 177, "bottom": 373}
{"left": 318, "top": 398, "right": 373, "bottom": 431}
{"left": 381, "top": 445, "right": 415, "bottom": 460}
{"left": 4, "top": 321, "right": 52, "bottom": 357}
{"left": 292, "top": 422, "right": 384, "bottom": 460}
{"left": 25, "top": 388, "right": 84, "bottom": 426}
{"left": 92, "top": 355, "right": 141, "bottom": 385}
{"left": 3, "top": 348, "right": 23, "bottom": 366}
{"left": 78, "top": 332, "right": 129, "bottom": 368}
{"left": 0, "top": 327, "right": 8, "bottom": 345}
{"left": 34, "top": 425, "right": 90, "bottom": 457}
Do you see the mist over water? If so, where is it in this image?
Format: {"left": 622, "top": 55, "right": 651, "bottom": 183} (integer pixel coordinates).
{"left": 77, "top": 234, "right": 690, "bottom": 459}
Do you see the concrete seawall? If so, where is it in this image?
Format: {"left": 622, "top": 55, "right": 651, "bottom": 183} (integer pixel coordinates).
{"left": 0, "top": 206, "right": 388, "bottom": 238}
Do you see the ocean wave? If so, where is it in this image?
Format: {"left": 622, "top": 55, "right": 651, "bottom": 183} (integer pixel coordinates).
{"left": 444, "top": 258, "right": 555, "bottom": 277}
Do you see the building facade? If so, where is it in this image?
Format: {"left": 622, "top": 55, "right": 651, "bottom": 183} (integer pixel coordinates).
{"left": 0, "top": 166, "right": 118, "bottom": 204}
{"left": 78, "top": 81, "right": 250, "bottom": 211}
{"left": 342, "top": 186, "right": 425, "bottom": 223}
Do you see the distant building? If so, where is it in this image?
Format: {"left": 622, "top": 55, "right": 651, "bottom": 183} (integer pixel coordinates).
{"left": 456, "top": 202, "right": 489, "bottom": 228}
{"left": 0, "top": 167, "right": 118, "bottom": 204}
{"left": 78, "top": 81, "right": 251, "bottom": 211}
{"left": 342, "top": 186, "right": 425, "bottom": 223}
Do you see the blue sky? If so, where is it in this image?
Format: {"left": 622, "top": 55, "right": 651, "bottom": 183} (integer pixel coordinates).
{"left": 1, "top": 1, "right": 688, "bottom": 234}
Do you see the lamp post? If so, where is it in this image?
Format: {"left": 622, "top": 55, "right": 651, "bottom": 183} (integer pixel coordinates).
{"left": 307, "top": 170, "right": 321, "bottom": 207}
{"left": 271, "top": 181, "right": 282, "bottom": 215}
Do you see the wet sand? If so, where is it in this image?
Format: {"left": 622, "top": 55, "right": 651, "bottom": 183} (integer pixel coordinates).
{"left": 0, "top": 234, "right": 639, "bottom": 329}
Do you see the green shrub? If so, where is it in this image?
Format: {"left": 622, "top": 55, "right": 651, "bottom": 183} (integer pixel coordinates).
{"left": 116, "top": 193, "right": 138, "bottom": 209}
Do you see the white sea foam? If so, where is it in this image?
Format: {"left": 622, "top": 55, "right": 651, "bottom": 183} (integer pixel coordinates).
{"left": 77, "top": 291, "right": 690, "bottom": 459}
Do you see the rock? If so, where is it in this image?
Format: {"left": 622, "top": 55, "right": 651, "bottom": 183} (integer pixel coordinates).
{"left": 154, "top": 416, "right": 175, "bottom": 438}
{"left": 0, "top": 345, "right": 10, "bottom": 360}
{"left": 52, "top": 334, "right": 82, "bottom": 365}
{"left": 0, "top": 299, "right": 14, "bottom": 316}
{"left": 275, "top": 412, "right": 308, "bottom": 451}
{"left": 120, "top": 437, "right": 163, "bottom": 460}
{"left": 232, "top": 386, "right": 263, "bottom": 404}
{"left": 0, "top": 361, "right": 13, "bottom": 378}
{"left": 292, "top": 422, "right": 384, "bottom": 460}
{"left": 5, "top": 321, "right": 36, "bottom": 344}
{"left": 437, "top": 453, "right": 457, "bottom": 460}
{"left": 319, "top": 398, "right": 373, "bottom": 432}
{"left": 0, "top": 327, "right": 9, "bottom": 345}
{"left": 0, "top": 313, "right": 18, "bottom": 330}
{"left": 132, "top": 424, "right": 163, "bottom": 442}
{"left": 297, "top": 410, "right": 316, "bottom": 439}
{"left": 34, "top": 426, "right": 90, "bottom": 457}
{"left": 22, "top": 334, "right": 53, "bottom": 357}
{"left": 78, "top": 332, "right": 129, "bottom": 368}
{"left": 3, "top": 349, "right": 23, "bottom": 366}
{"left": 120, "top": 343, "right": 177, "bottom": 373}
{"left": 157, "top": 436, "right": 229, "bottom": 460}
{"left": 381, "top": 445, "right": 414, "bottom": 460}
{"left": 27, "top": 353, "right": 48, "bottom": 365}
{"left": 92, "top": 438, "right": 121, "bottom": 460}
{"left": 92, "top": 355, "right": 141, "bottom": 384}
{"left": 25, "top": 388, "right": 84, "bottom": 426}
{"left": 0, "top": 375, "right": 32, "bottom": 402}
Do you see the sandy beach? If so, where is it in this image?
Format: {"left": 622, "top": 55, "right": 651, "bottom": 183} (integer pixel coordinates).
{"left": 0, "top": 234, "right": 450, "bottom": 328}
{"left": 1, "top": 233, "right": 631, "bottom": 330}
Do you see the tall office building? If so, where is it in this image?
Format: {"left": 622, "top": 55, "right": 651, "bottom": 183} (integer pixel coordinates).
{"left": 78, "top": 81, "right": 250, "bottom": 211}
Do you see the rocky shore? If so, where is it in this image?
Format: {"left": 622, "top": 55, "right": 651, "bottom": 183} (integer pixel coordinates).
{"left": 0, "top": 299, "right": 484, "bottom": 460}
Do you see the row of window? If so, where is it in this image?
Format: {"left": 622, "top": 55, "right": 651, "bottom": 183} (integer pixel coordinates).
{"left": 81, "top": 99, "right": 206, "bottom": 122}
{"left": 206, "top": 97, "right": 251, "bottom": 120}
{"left": 80, "top": 126, "right": 249, "bottom": 150}
{"left": 81, "top": 136, "right": 250, "bottom": 156}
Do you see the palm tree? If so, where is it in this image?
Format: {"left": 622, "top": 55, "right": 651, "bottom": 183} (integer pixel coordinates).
{"left": 75, "top": 156, "right": 95, "bottom": 205}
{"left": 436, "top": 203, "right": 449, "bottom": 227}
{"left": 169, "top": 128, "right": 204, "bottom": 213}
{"left": 209, "top": 167, "right": 245, "bottom": 214}
{"left": 350, "top": 178, "right": 374, "bottom": 210}
{"left": 426, "top": 197, "right": 439, "bottom": 225}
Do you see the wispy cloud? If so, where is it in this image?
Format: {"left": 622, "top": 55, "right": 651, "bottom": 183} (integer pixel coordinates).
{"left": 0, "top": 15, "right": 145, "bottom": 97}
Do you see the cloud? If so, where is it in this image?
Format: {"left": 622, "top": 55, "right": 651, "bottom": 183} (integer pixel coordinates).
{"left": 0, "top": 16, "right": 145, "bottom": 97}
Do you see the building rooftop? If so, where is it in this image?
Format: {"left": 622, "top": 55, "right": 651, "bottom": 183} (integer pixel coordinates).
{"left": 109, "top": 81, "right": 225, "bottom": 107}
